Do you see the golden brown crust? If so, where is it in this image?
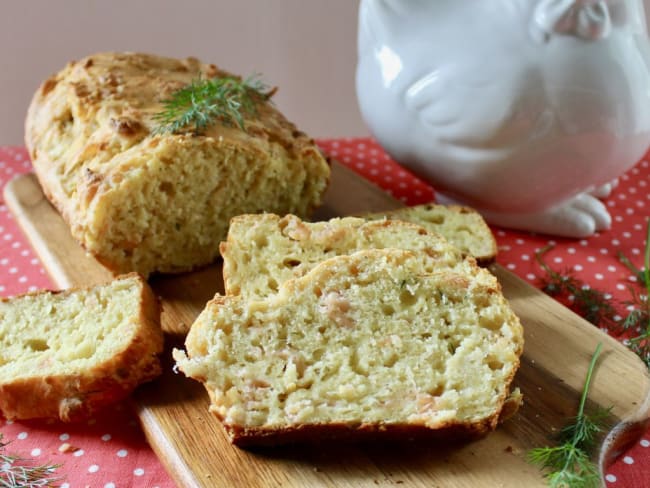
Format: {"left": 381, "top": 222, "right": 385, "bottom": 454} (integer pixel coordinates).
{"left": 0, "top": 273, "right": 163, "bottom": 421}
{"left": 25, "top": 52, "right": 330, "bottom": 277}
{"left": 224, "top": 416, "right": 498, "bottom": 447}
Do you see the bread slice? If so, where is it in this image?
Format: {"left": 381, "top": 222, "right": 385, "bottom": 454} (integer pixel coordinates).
{"left": 220, "top": 213, "right": 491, "bottom": 301}
{"left": 25, "top": 52, "right": 330, "bottom": 277}
{"left": 364, "top": 204, "right": 497, "bottom": 264}
{"left": 174, "top": 249, "right": 523, "bottom": 446}
{"left": 0, "top": 274, "right": 163, "bottom": 421}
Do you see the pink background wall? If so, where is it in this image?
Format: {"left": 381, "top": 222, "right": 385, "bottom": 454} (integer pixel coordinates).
{"left": 0, "top": 0, "right": 367, "bottom": 145}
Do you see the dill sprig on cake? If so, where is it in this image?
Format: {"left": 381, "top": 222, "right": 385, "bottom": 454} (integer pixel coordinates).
{"left": 153, "top": 74, "right": 274, "bottom": 135}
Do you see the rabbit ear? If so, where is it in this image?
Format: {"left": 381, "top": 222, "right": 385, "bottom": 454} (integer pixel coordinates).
{"left": 530, "top": 0, "right": 611, "bottom": 42}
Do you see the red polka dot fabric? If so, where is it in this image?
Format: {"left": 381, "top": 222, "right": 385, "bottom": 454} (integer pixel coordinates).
{"left": 1, "top": 140, "right": 648, "bottom": 487}
{"left": 320, "top": 138, "right": 650, "bottom": 488}
{"left": 0, "top": 147, "right": 171, "bottom": 487}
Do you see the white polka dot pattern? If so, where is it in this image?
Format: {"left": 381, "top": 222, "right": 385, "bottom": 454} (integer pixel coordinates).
{"left": 0, "top": 147, "right": 50, "bottom": 297}
{"left": 1, "top": 141, "right": 649, "bottom": 486}
{"left": 0, "top": 146, "right": 182, "bottom": 487}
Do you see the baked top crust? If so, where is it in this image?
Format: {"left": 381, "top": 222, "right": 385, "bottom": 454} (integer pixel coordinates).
{"left": 25, "top": 52, "right": 330, "bottom": 276}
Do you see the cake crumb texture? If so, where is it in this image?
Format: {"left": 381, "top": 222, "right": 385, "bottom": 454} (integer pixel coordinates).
{"left": 175, "top": 249, "right": 523, "bottom": 445}
{"left": 364, "top": 204, "right": 497, "bottom": 264}
{"left": 0, "top": 273, "right": 163, "bottom": 421}
{"left": 221, "top": 213, "right": 491, "bottom": 301}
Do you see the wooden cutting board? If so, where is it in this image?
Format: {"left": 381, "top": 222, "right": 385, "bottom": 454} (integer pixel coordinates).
{"left": 5, "top": 163, "right": 650, "bottom": 488}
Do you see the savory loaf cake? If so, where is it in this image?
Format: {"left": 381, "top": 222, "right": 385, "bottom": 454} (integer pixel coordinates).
{"left": 364, "top": 204, "right": 498, "bottom": 264}
{"left": 221, "top": 213, "right": 491, "bottom": 300}
{"left": 0, "top": 274, "right": 163, "bottom": 421}
{"left": 174, "top": 249, "right": 524, "bottom": 446}
{"left": 25, "top": 52, "right": 330, "bottom": 277}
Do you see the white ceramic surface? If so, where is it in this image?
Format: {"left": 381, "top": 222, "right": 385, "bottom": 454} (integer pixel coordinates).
{"left": 357, "top": 0, "right": 650, "bottom": 237}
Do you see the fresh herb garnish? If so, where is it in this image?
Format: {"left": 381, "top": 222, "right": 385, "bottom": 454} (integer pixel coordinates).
{"left": 535, "top": 247, "right": 619, "bottom": 329}
{"left": 615, "top": 219, "right": 650, "bottom": 368}
{"left": 0, "top": 433, "right": 64, "bottom": 487}
{"left": 528, "top": 343, "right": 610, "bottom": 488}
{"left": 152, "top": 74, "right": 273, "bottom": 135}
{"left": 535, "top": 218, "right": 650, "bottom": 368}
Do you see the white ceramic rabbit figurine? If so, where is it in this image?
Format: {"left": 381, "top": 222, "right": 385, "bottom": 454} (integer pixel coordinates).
{"left": 356, "top": 0, "right": 650, "bottom": 237}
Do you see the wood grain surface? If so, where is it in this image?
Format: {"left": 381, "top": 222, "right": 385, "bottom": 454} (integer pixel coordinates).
{"left": 5, "top": 162, "right": 650, "bottom": 487}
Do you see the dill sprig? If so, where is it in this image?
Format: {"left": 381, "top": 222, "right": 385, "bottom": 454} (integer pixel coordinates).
{"left": 528, "top": 343, "right": 610, "bottom": 488}
{"left": 152, "top": 74, "right": 273, "bottom": 135}
{"left": 535, "top": 218, "right": 650, "bottom": 368}
{"left": 0, "top": 433, "right": 64, "bottom": 487}
{"left": 535, "top": 247, "right": 619, "bottom": 329}
{"left": 614, "top": 218, "right": 650, "bottom": 368}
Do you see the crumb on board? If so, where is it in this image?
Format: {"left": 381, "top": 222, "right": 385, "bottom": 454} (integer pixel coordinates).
{"left": 58, "top": 442, "right": 80, "bottom": 453}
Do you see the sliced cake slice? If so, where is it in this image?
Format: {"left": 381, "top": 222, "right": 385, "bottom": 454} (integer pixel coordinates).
{"left": 0, "top": 273, "right": 163, "bottom": 421}
{"left": 364, "top": 204, "right": 497, "bottom": 264}
{"left": 174, "top": 249, "right": 523, "bottom": 446}
{"left": 220, "top": 213, "right": 490, "bottom": 301}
